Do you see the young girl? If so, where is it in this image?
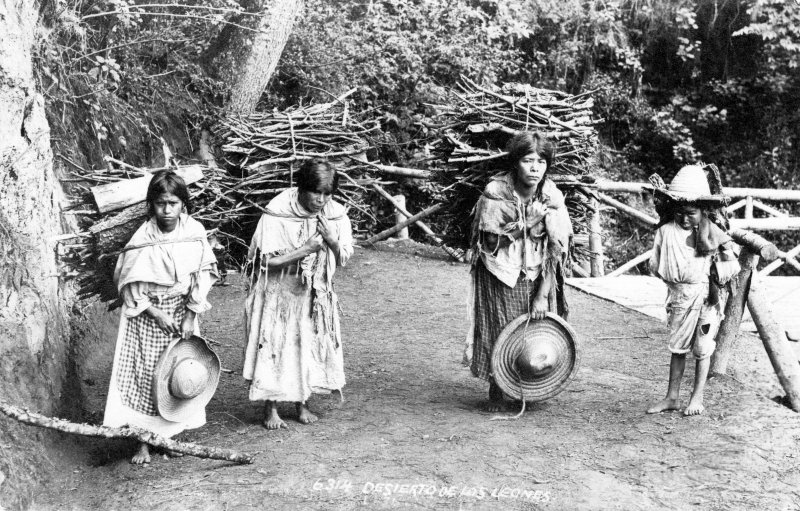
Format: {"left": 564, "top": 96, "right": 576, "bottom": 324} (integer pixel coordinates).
{"left": 243, "top": 159, "right": 353, "bottom": 429}
{"left": 103, "top": 170, "right": 218, "bottom": 464}
{"left": 465, "top": 132, "right": 572, "bottom": 411}
{"left": 647, "top": 164, "right": 740, "bottom": 416}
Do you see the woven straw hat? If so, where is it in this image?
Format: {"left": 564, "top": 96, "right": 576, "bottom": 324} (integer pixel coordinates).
{"left": 153, "top": 335, "right": 220, "bottom": 422}
{"left": 654, "top": 165, "right": 728, "bottom": 204}
{"left": 491, "top": 312, "right": 580, "bottom": 402}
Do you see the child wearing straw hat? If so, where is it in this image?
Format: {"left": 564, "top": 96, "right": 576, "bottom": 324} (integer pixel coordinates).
{"left": 646, "top": 164, "right": 740, "bottom": 416}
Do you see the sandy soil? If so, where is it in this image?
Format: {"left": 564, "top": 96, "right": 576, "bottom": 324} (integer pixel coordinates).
{"left": 34, "top": 246, "right": 800, "bottom": 510}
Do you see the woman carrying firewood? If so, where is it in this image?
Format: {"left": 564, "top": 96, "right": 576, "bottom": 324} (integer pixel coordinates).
{"left": 465, "top": 132, "right": 573, "bottom": 412}
{"left": 103, "top": 170, "right": 219, "bottom": 464}
{"left": 243, "top": 158, "right": 353, "bottom": 429}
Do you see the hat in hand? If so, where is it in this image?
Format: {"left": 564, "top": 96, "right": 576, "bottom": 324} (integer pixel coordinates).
{"left": 153, "top": 335, "right": 221, "bottom": 422}
{"left": 491, "top": 312, "right": 581, "bottom": 402}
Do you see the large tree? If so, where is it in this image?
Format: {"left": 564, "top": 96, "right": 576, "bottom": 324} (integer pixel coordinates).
{"left": 204, "top": 0, "right": 304, "bottom": 114}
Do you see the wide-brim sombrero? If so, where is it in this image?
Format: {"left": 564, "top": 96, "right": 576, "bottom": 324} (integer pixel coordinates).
{"left": 491, "top": 312, "right": 580, "bottom": 402}
{"left": 652, "top": 165, "right": 729, "bottom": 205}
{"left": 153, "top": 335, "right": 221, "bottom": 422}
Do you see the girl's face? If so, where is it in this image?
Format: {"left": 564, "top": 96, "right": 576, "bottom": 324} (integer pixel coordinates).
{"left": 515, "top": 151, "right": 547, "bottom": 188}
{"left": 674, "top": 205, "right": 703, "bottom": 230}
{"left": 299, "top": 185, "right": 333, "bottom": 214}
{"left": 153, "top": 192, "right": 183, "bottom": 232}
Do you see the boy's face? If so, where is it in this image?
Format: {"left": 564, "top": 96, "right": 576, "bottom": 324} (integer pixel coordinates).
{"left": 673, "top": 205, "right": 703, "bottom": 230}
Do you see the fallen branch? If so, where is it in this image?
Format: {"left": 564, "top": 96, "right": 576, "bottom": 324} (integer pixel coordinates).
{"left": 372, "top": 184, "right": 464, "bottom": 262}
{"left": 364, "top": 203, "right": 443, "bottom": 245}
{"left": 0, "top": 401, "right": 255, "bottom": 464}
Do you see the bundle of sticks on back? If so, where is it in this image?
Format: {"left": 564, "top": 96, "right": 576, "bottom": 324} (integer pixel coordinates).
{"left": 213, "top": 88, "right": 385, "bottom": 235}
{"left": 423, "top": 77, "right": 600, "bottom": 257}
{"left": 58, "top": 92, "right": 383, "bottom": 302}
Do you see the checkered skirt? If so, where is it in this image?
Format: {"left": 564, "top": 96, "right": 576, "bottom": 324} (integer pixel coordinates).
{"left": 116, "top": 294, "right": 185, "bottom": 416}
{"left": 471, "top": 260, "right": 541, "bottom": 381}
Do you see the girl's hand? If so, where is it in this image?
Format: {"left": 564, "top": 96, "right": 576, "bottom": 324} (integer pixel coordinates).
{"left": 181, "top": 310, "right": 196, "bottom": 339}
{"left": 146, "top": 306, "right": 179, "bottom": 336}
{"left": 530, "top": 295, "right": 548, "bottom": 320}
{"left": 527, "top": 202, "right": 549, "bottom": 227}
{"left": 302, "top": 234, "right": 324, "bottom": 254}
{"left": 316, "top": 216, "right": 337, "bottom": 246}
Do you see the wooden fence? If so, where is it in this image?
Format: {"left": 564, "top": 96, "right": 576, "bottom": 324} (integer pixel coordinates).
{"left": 579, "top": 180, "right": 800, "bottom": 278}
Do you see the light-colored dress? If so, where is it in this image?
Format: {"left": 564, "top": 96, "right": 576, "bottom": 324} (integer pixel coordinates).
{"left": 103, "top": 214, "right": 218, "bottom": 437}
{"left": 649, "top": 220, "right": 739, "bottom": 358}
{"left": 243, "top": 188, "right": 353, "bottom": 403}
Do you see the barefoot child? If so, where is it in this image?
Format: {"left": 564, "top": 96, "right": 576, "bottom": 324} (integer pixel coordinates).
{"left": 243, "top": 159, "right": 353, "bottom": 429}
{"left": 465, "top": 132, "right": 572, "bottom": 412}
{"left": 103, "top": 170, "right": 218, "bottom": 464}
{"left": 646, "top": 165, "right": 740, "bottom": 416}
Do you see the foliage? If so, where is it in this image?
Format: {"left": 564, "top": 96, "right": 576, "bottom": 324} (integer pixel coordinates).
{"left": 31, "top": 0, "right": 800, "bottom": 271}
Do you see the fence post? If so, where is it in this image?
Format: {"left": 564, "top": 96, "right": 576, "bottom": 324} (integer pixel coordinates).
{"left": 392, "top": 194, "right": 409, "bottom": 239}
{"left": 709, "top": 249, "right": 759, "bottom": 376}
{"left": 589, "top": 198, "right": 605, "bottom": 277}
{"left": 745, "top": 195, "right": 754, "bottom": 220}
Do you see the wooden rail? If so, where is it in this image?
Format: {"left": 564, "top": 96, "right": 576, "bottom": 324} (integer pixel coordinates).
{"left": 579, "top": 181, "right": 800, "bottom": 278}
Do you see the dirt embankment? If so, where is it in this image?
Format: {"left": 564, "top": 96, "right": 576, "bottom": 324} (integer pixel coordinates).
{"left": 33, "top": 246, "right": 800, "bottom": 510}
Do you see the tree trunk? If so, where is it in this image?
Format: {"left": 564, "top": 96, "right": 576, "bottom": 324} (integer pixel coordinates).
{"left": 204, "top": 0, "right": 304, "bottom": 115}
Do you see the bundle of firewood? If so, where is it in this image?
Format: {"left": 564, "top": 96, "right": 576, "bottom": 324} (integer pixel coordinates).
{"left": 423, "top": 78, "right": 600, "bottom": 255}
{"left": 58, "top": 92, "right": 384, "bottom": 302}
{"left": 213, "top": 88, "right": 385, "bottom": 232}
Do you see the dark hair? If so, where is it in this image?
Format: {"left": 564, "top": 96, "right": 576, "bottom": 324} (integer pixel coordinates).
{"left": 296, "top": 158, "right": 339, "bottom": 194}
{"left": 146, "top": 170, "right": 191, "bottom": 216}
{"left": 505, "top": 132, "right": 555, "bottom": 173}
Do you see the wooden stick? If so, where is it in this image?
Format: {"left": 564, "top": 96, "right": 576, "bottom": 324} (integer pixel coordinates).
{"left": 606, "top": 249, "right": 653, "bottom": 277}
{"left": 752, "top": 199, "right": 788, "bottom": 218}
{"left": 745, "top": 196, "right": 754, "bottom": 220}
{"left": 760, "top": 243, "right": 800, "bottom": 276}
{"left": 728, "top": 228, "right": 781, "bottom": 261}
{"left": 360, "top": 161, "right": 431, "bottom": 179}
{"left": 371, "top": 184, "right": 464, "bottom": 262}
{"left": 710, "top": 249, "right": 759, "bottom": 376}
{"left": 364, "top": 204, "right": 443, "bottom": 245}
{"left": 571, "top": 264, "right": 590, "bottom": 278}
{"left": 726, "top": 199, "right": 747, "bottom": 213}
{"left": 589, "top": 198, "right": 604, "bottom": 277}
{"left": 0, "top": 401, "right": 255, "bottom": 464}
{"left": 747, "top": 279, "right": 800, "bottom": 412}
{"left": 597, "top": 193, "right": 658, "bottom": 227}
{"left": 596, "top": 180, "right": 800, "bottom": 201}
{"left": 730, "top": 217, "right": 800, "bottom": 231}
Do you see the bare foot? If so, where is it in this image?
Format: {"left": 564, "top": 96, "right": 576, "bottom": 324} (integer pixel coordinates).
{"left": 165, "top": 449, "right": 184, "bottom": 458}
{"left": 683, "top": 396, "right": 704, "bottom": 416}
{"left": 263, "top": 402, "right": 287, "bottom": 430}
{"left": 483, "top": 381, "right": 504, "bottom": 412}
{"left": 296, "top": 403, "right": 318, "bottom": 425}
{"left": 131, "top": 443, "right": 151, "bottom": 465}
{"left": 646, "top": 398, "right": 681, "bottom": 414}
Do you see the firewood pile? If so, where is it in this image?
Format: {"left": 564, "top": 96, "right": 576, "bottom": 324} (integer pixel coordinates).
{"left": 423, "top": 78, "right": 600, "bottom": 257}
{"left": 213, "top": 88, "right": 383, "bottom": 229}
{"left": 56, "top": 83, "right": 600, "bottom": 302}
{"left": 57, "top": 92, "right": 385, "bottom": 302}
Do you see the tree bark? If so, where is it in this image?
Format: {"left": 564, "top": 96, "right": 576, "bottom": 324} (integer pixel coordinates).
{"left": 204, "top": 0, "right": 304, "bottom": 115}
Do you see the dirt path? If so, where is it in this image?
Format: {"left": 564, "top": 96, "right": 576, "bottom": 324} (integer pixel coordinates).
{"left": 38, "top": 248, "right": 800, "bottom": 510}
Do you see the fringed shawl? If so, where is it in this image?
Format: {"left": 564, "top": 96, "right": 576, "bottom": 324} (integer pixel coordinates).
{"left": 247, "top": 188, "right": 353, "bottom": 351}
{"left": 114, "top": 214, "right": 217, "bottom": 293}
